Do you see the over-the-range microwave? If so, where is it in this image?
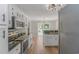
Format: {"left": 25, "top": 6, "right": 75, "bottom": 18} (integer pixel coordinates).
{"left": 8, "top": 16, "right": 25, "bottom": 29}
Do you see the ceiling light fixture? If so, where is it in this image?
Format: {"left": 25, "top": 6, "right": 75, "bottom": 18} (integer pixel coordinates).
{"left": 47, "top": 4, "right": 65, "bottom": 11}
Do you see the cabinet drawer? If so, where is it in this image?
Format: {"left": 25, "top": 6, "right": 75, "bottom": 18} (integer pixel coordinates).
{"left": 9, "top": 43, "right": 21, "bottom": 54}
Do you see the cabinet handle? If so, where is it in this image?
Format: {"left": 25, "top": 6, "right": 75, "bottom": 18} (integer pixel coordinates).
{"left": 12, "top": 12, "right": 14, "bottom": 15}
{"left": 3, "top": 31, "right": 5, "bottom": 39}
{"left": 12, "top": 8, "right": 14, "bottom": 10}
{"left": 16, "top": 49, "right": 18, "bottom": 50}
{"left": 60, "top": 21, "right": 63, "bottom": 32}
{"left": 2, "top": 14, "right": 5, "bottom": 22}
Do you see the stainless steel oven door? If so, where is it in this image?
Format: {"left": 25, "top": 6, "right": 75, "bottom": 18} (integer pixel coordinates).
{"left": 8, "top": 16, "right": 15, "bottom": 29}
{"left": 22, "top": 39, "right": 28, "bottom": 54}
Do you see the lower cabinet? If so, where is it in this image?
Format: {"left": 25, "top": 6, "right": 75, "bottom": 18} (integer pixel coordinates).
{"left": 0, "top": 27, "right": 8, "bottom": 54}
{"left": 8, "top": 43, "right": 21, "bottom": 54}
{"left": 43, "top": 34, "right": 59, "bottom": 46}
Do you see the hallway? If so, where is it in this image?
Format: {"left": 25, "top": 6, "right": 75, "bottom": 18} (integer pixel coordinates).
{"left": 27, "top": 36, "right": 59, "bottom": 54}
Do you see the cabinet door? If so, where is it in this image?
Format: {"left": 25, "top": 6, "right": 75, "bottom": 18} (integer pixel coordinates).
{"left": 43, "top": 35, "right": 59, "bottom": 46}
{"left": 8, "top": 5, "right": 16, "bottom": 29}
{"left": 9, "top": 44, "right": 21, "bottom": 54}
{"left": 0, "top": 4, "right": 8, "bottom": 25}
{"left": 0, "top": 28, "right": 8, "bottom": 54}
{"left": 8, "top": 5, "right": 16, "bottom": 17}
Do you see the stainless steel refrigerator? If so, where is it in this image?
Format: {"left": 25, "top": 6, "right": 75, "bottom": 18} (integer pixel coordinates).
{"left": 59, "top": 4, "right": 79, "bottom": 54}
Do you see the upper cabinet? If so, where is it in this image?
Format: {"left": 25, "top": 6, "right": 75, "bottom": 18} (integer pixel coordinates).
{"left": 0, "top": 4, "right": 8, "bottom": 25}
{"left": 8, "top": 5, "right": 27, "bottom": 29}
{"left": 0, "top": 27, "right": 8, "bottom": 54}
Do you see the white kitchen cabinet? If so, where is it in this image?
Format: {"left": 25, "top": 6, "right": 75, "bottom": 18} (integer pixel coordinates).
{"left": 8, "top": 43, "right": 21, "bottom": 54}
{"left": 8, "top": 5, "right": 17, "bottom": 17}
{"left": 0, "top": 4, "right": 8, "bottom": 54}
{"left": 0, "top": 28, "right": 8, "bottom": 54}
{"left": 0, "top": 4, "right": 8, "bottom": 25}
{"left": 8, "top": 5, "right": 17, "bottom": 28}
{"left": 43, "top": 34, "right": 59, "bottom": 46}
{"left": 0, "top": 4, "right": 28, "bottom": 54}
{"left": 8, "top": 5, "right": 26, "bottom": 29}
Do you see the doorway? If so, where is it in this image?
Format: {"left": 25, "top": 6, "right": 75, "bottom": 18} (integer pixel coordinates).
{"left": 38, "top": 23, "right": 43, "bottom": 36}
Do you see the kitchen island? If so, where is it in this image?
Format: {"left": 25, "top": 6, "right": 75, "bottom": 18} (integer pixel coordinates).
{"left": 43, "top": 30, "right": 59, "bottom": 46}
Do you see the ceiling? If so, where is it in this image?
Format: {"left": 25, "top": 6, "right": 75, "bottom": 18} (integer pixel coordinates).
{"left": 16, "top": 4, "right": 58, "bottom": 20}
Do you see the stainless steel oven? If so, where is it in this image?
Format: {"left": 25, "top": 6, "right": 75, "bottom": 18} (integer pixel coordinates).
{"left": 22, "top": 39, "right": 28, "bottom": 53}
{"left": 8, "top": 16, "right": 25, "bottom": 29}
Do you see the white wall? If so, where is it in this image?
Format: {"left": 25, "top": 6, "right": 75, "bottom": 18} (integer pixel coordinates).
{"left": 30, "top": 19, "right": 58, "bottom": 38}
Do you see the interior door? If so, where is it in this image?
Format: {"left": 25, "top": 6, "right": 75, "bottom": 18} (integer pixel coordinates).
{"left": 38, "top": 23, "right": 43, "bottom": 36}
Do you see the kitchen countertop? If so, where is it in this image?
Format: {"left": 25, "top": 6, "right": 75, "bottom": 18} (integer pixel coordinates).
{"left": 8, "top": 35, "right": 28, "bottom": 51}
{"left": 43, "top": 30, "right": 58, "bottom": 35}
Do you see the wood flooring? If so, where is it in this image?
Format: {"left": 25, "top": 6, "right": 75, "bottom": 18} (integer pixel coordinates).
{"left": 27, "top": 36, "right": 59, "bottom": 54}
